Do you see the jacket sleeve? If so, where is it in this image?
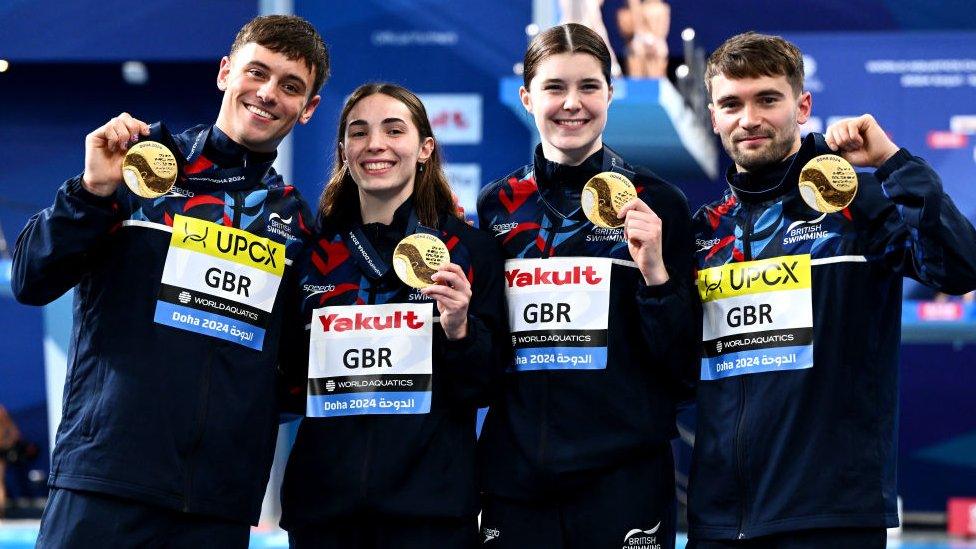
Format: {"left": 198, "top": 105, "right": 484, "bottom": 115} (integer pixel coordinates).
{"left": 867, "top": 149, "right": 976, "bottom": 294}
{"left": 275, "top": 198, "right": 317, "bottom": 421}
{"left": 435, "top": 233, "right": 510, "bottom": 409}
{"left": 636, "top": 182, "right": 701, "bottom": 402}
{"left": 276, "top": 243, "right": 313, "bottom": 422}
{"left": 12, "top": 176, "right": 122, "bottom": 305}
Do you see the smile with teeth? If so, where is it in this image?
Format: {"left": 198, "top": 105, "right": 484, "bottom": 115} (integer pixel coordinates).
{"left": 363, "top": 161, "right": 396, "bottom": 171}
{"left": 555, "top": 119, "right": 588, "bottom": 127}
{"left": 245, "top": 104, "right": 277, "bottom": 120}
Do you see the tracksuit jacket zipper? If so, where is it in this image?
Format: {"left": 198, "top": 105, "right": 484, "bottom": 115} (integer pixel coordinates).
{"left": 536, "top": 217, "right": 562, "bottom": 467}
{"left": 183, "top": 191, "right": 248, "bottom": 511}
{"left": 359, "top": 281, "right": 380, "bottom": 500}
{"left": 184, "top": 192, "right": 247, "bottom": 512}
{"left": 735, "top": 205, "right": 756, "bottom": 538}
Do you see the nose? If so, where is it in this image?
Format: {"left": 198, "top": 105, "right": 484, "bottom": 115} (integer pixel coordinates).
{"left": 366, "top": 130, "right": 385, "bottom": 152}
{"left": 256, "top": 80, "right": 278, "bottom": 105}
{"left": 739, "top": 103, "right": 761, "bottom": 129}
{"left": 562, "top": 89, "right": 581, "bottom": 111}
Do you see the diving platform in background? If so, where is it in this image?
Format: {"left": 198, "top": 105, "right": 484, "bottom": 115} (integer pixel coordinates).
{"left": 500, "top": 76, "right": 719, "bottom": 181}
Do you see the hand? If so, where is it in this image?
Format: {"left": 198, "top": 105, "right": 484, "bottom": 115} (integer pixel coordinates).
{"left": 82, "top": 113, "right": 150, "bottom": 197}
{"left": 825, "top": 114, "right": 900, "bottom": 168}
{"left": 618, "top": 198, "right": 668, "bottom": 286}
{"left": 420, "top": 262, "right": 472, "bottom": 340}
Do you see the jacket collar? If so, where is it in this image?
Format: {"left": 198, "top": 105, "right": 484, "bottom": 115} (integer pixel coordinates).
{"left": 727, "top": 133, "right": 832, "bottom": 205}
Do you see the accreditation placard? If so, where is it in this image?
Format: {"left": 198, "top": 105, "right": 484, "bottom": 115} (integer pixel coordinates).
{"left": 307, "top": 303, "right": 434, "bottom": 417}
{"left": 505, "top": 257, "right": 612, "bottom": 371}
{"left": 697, "top": 254, "right": 814, "bottom": 380}
{"left": 153, "top": 215, "right": 285, "bottom": 350}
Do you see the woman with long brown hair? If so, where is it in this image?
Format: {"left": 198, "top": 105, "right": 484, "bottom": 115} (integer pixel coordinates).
{"left": 278, "top": 83, "right": 507, "bottom": 548}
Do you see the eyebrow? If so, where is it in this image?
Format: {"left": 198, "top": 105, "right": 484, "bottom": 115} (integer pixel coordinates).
{"left": 347, "top": 117, "right": 408, "bottom": 127}
{"left": 540, "top": 77, "right": 603, "bottom": 85}
{"left": 715, "top": 88, "right": 785, "bottom": 104}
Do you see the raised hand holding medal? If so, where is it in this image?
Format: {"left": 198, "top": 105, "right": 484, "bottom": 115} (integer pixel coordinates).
{"left": 82, "top": 114, "right": 184, "bottom": 198}
{"left": 618, "top": 198, "right": 669, "bottom": 286}
{"left": 581, "top": 171, "right": 668, "bottom": 286}
{"left": 392, "top": 233, "right": 471, "bottom": 341}
{"left": 807, "top": 114, "right": 902, "bottom": 214}
{"left": 824, "top": 114, "right": 901, "bottom": 169}
{"left": 82, "top": 113, "right": 151, "bottom": 197}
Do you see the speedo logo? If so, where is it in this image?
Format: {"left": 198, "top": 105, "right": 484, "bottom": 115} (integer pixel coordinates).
{"left": 304, "top": 284, "right": 337, "bottom": 298}
{"left": 492, "top": 222, "right": 518, "bottom": 234}
{"left": 318, "top": 310, "right": 425, "bottom": 332}
{"left": 698, "top": 255, "right": 811, "bottom": 302}
{"left": 163, "top": 185, "right": 195, "bottom": 198}
{"left": 696, "top": 237, "right": 721, "bottom": 252}
{"left": 482, "top": 527, "right": 500, "bottom": 543}
{"left": 505, "top": 265, "right": 603, "bottom": 288}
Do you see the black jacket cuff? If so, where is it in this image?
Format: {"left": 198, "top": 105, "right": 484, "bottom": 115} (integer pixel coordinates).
{"left": 637, "top": 277, "right": 676, "bottom": 299}
{"left": 66, "top": 175, "right": 117, "bottom": 209}
{"left": 874, "top": 148, "right": 913, "bottom": 182}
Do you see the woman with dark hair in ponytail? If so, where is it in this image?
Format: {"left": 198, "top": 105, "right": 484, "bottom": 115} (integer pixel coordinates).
{"left": 476, "top": 23, "right": 698, "bottom": 548}
{"left": 279, "top": 83, "right": 507, "bottom": 548}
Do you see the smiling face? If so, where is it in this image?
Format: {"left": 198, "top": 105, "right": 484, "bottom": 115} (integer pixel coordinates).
{"left": 340, "top": 93, "right": 434, "bottom": 203}
{"left": 520, "top": 52, "right": 612, "bottom": 166}
{"left": 214, "top": 42, "right": 320, "bottom": 153}
{"left": 708, "top": 72, "right": 811, "bottom": 172}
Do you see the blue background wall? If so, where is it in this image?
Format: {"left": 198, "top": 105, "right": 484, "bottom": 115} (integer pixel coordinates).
{"left": 0, "top": 61, "right": 222, "bottom": 494}
{"left": 293, "top": 0, "right": 533, "bottom": 207}
{"left": 0, "top": 1, "right": 255, "bottom": 61}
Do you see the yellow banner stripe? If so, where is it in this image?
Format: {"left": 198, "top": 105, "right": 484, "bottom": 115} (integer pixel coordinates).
{"left": 698, "top": 255, "right": 811, "bottom": 303}
{"left": 169, "top": 215, "right": 285, "bottom": 276}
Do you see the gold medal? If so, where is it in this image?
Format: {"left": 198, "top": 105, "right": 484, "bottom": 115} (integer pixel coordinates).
{"left": 122, "top": 141, "right": 179, "bottom": 198}
{"left": 798, "top": 154, "right": 858, "bottom": 213}
{"left": 581, "top": 172, "right": 637, "bottom": 228}
{"left": 393, "top": 233, "right": 450, "bottom": 289}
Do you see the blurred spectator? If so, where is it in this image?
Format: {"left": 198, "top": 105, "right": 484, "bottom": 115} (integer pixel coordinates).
{"left": 558, "top": 0, "right": 624, "bottom": 77}
{"left": 932, "top": 290, "right": 976, "bottom": 303}
{"left": 616, "top": 0, "right": 670, "bottom": 77}
{"left": 0, "top": 405, "right": 20, "bottom": 516}
{"left": 0, "top": 405, "right": 39, "bottom": 517}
